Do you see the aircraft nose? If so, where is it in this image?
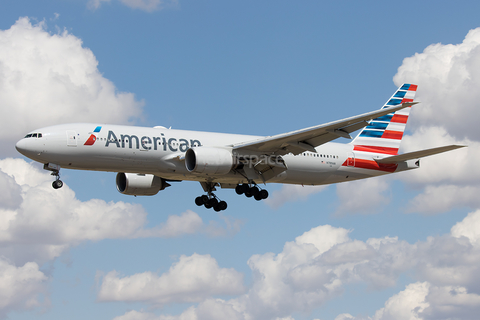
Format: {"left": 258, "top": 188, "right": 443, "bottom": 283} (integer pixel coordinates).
{"left": 16, "top": 139, "right": 26, "bottom": 154}
{"left": 15, "top": 139, "right": 32, "bottom": 157}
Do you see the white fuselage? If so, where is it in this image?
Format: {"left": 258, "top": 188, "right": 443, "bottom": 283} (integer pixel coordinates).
{"left": 15, "top": 123, "right": 409, "bottom": 187}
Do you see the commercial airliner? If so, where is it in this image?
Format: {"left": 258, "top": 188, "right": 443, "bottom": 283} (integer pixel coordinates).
{"left": 16, "top": 84, "right": 463, "bottom": 211}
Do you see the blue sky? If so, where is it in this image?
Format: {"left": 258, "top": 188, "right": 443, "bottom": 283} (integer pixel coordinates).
{"left": 1, "top": 1, "right": 480, "bottom": 320}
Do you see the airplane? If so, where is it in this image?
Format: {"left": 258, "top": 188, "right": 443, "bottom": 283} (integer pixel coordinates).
{"left": 15, "top": 84, "right": 464, "bottom": 211}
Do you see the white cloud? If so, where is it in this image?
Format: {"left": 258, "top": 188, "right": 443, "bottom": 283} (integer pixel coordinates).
{"left": 139, "top": 210, "right": 204, "bottom": 238}
{"left": 394, "top": 27, "right": 480, "bottom": 141}
{"left": 111, "top": 209, "right": 480, "bottom": 320}
{"left": 421, "top": 285, "right": 480, "bottom": 320}
{"left": 399, "top": 127, "right": 474, "bottom": 186}
{"left": 113, "top": 309, "right": 197, "bottom": 320}
{"left": 87, "top": 0, "right": 111, "bottom": 10}
{"left": 335, "top": 177, "right": 391, "bottom": 215}
{"left": 407, "top": 184, "right": 480, "bottom": 214}
{"left": 371, "top": 282, "right": 430, "bottom": 320}
{"left": 0, "top": 258, "right": 48, "bottom": 318}
{"left": 0, "top": 17, "right": 144, "bottom": 156}
{"left": 337, "top": 282, "right": 480, "bottom": 320}
{"left": 97, "top": 253, "right": 245, "bottom": 305}
{"left": 264, "top": 184, "right": 328, "bottom": 209}
{"left": 391, "top": 28, "right": 480, "bottom": 214}
{"left": 0, "top": 158, "right": 238, "bottom": 265}
{"left": 451, "top": 209, "right": 480, "bottom": 246}
{"left": 397, "top": 127, "right": 478, "bottom": 214}
{"left": 88, "top": 0, "right": 178, "bottom": 12}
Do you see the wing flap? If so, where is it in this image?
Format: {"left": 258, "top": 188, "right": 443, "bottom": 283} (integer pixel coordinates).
{"left": 375, "top": 145, "right": 465, "bottom": 163}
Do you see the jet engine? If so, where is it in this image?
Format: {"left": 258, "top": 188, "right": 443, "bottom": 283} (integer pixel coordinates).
{"left": 185, "top": 147, "right": 234, "bottom": 175}
{"left": 116, "top": 173, "right": 169, "bottom": 196}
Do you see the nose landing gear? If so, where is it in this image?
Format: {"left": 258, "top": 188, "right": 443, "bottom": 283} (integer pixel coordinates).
{"left": 52, "top": 177, "right": 63, "bottom": 189}
{"left": 43, "top": 163, "right": 63, "bottom": 189}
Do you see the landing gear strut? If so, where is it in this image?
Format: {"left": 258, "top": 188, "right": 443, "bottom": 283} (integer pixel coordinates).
{"left": 43, "top": 163, "right": 63, "bottom": 189}
{"left": 195, "top": 181, "right": 228, "bottom": 212}
{"left": 235, "top": 183, "right": 269, "bottom": 201}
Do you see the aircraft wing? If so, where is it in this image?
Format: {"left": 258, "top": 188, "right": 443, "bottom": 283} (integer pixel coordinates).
{"left": 232, "top": 102, "right": 417, "bottom": 155}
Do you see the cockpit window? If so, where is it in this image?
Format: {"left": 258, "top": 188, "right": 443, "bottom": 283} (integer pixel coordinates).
{"left": 24, "top": 133, "right": 43, "bottom": 138}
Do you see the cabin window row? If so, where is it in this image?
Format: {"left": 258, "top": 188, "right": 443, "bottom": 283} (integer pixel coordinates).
{"left": 300, "top": 153, "right": 338, "bottom": 159}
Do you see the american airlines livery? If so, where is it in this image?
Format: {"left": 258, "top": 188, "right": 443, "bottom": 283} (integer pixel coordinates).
{"left": 16, "top": 84, "right": 464, "bottom": 211}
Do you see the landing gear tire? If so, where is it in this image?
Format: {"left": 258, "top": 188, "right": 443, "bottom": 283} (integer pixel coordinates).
{"left": 195, "top": 196, "right": 204, "bottom": 206}
{"left": 208, "top": 198, "right": 218, "bottom": 207}
{"left": 52, "top": 180, "right": 63, "bottom": 189}
{"left": 235, "top": 184, "right": 244, "bottom": 195}
{"left": 236, "top": 183, "right": 268, "bottom": 201}
{"left": 259, "top": 189, "right": 269, "bottom": 199}
{"left": 214, "top": 201, "right": 227, "bottom": 212}
{"left": 195, "top": 194, "right": 227, "bottom": 211}
{"left": 250, "top": 186, "right": 259, "bottom": 196}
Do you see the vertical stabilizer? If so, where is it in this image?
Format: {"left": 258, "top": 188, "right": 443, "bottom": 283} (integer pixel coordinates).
{"left": 351, "top": 83, "right": 417, "bottom": 155}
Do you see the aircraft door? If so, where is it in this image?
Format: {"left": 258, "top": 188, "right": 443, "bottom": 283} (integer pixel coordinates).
{"left": 66, "top": 130, "right": 77, "bottom": 147}
{"left": 347, "top": 152, "right": 355, "bottom": 167}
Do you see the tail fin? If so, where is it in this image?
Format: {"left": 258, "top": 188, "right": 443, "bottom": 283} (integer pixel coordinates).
{"left": 350, "top": 83, "right": 417, "bottom": 155}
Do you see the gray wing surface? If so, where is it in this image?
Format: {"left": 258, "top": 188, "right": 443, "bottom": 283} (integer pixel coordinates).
{"left": 232, "top": 102, "right": 416, "bottom": 155}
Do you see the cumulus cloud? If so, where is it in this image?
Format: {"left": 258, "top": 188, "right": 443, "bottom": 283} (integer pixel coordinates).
{"left": 398, "top": 127, "right": 477, "bottom": 213}
{"left": 87, "top": 0, "right": 178, "bottom": 12}
{"left": 335, "top": 177, "right": 392, "bottom": 215}
{"left": 371, "top": 282, "right": 430, "bottom": 320}
{"left": 0, "top": 17, "right": 144, "bottom": 156}
{"left": 0, "top": 158, "right": 238, "bottom": 265}
{"left": 0, "top": 258, "right": 48, "bottom": 318}
{"left": 337, "top": 282, "right": 480, "bottom": 320}
{"left": 391, "top": 28, "right": 480, "bottom": 214}
{"left": 98, "top": 253, "right": 245, "bottom": 305}
{"left": 451, "top": 209, "right": 480, "bottom": 246}
{"left": 264, "top": 184, "right": 328, "bottom": 209}
{"left": 112, "top": 209, "right": 480, "bottom": 320}
{"left": 87, "top": 0, "right": 111, "bottom": 10}
{"left": 394, "top": 28, "right": 480, "bottom": 141}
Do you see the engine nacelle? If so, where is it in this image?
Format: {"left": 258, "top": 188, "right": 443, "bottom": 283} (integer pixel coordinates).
{"left": 116, "top": 173, "right": 168, "bottom": 196}
{"left": 185, "top": 147, "right": 234, "bottom": 175}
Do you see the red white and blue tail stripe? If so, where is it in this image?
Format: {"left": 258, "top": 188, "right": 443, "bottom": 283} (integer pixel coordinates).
{"left": 351, "top": 83, "right": 417, "bottom": 155}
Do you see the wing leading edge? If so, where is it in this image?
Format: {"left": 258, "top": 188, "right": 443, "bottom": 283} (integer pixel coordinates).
{"left": 232, "top": 102, "right": 417, "bottom": 156}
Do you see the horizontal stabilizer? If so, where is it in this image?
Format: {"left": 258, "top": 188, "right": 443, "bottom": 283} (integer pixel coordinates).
{"left": 375, "top": 145, "right": 465, "bottom": 163}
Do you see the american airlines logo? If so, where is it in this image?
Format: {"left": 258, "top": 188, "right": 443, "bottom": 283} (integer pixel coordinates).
{"left": 84, "top": 126, "right": 102, "bottom": 146}
{"left": 104, "top": 130, "right": 202, "bottom": 152}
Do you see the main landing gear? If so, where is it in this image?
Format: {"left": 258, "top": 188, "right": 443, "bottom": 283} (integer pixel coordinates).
{"left": 195, "top": 194, "right": 228, "bottom": 212}
{"left": 235, "top": 183, "right": 269, "bottom": 201}
{"left": 195, "top": 181, "right": 269, "bottom": 211}
{"left": 195, "top": 181, "right": 228, "bottom": 212}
